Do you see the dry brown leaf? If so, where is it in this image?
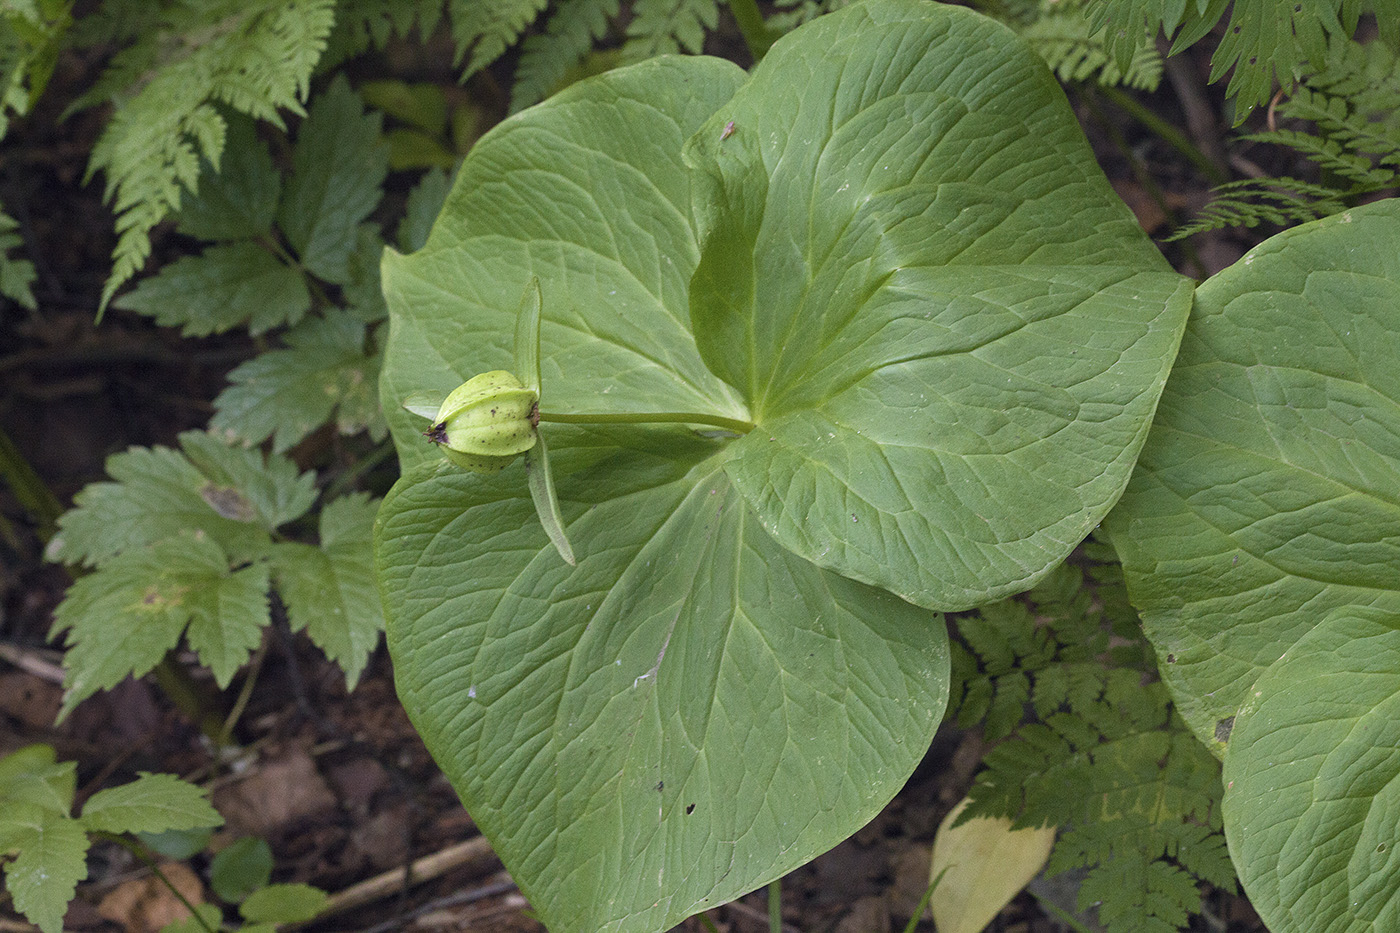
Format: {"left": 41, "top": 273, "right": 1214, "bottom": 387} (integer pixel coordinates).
{"left": 97, "top": 862, "right": 204, "bottom": 933}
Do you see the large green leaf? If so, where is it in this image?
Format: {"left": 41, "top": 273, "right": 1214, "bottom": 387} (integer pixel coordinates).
{"left": 685, "top": 0, "right": 1192, "bottom": 610}
{"left": 378, "top": 432, "right": 948, "bottom": 933}
{"left": 1223, "top": 607, "right": 1400, "bottom": 933}
{"left": 379, "top": 55, "right": 749, "bottom": 472}
{"left": 1105, "top": 199, "right": 1400, "bottom": 754}
{"left": 379, "top": 52, "right": 947, "bottom": 932}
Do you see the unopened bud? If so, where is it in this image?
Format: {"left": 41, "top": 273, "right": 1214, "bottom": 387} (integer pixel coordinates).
{"left": 426, "top": 371, "right": 538, "bottom": 472}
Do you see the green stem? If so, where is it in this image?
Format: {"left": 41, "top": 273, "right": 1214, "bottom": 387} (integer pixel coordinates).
{"left": 537, "top": 410, "right": 755, "bottom": 435}
{"left": 96, "top": 833, "right": 220, "bottom": 933}
{"left": 152, "top": 658, "right": 230, "bottom": 742}
{"left": 1098, "top": 84, "right": 1229, "bottom": 186}
{"left": 727, "top": 0, "right": 774, "bottom": 62}
{"left": 0, "top": 423, "right": 65, "bottom": 538}
{"left": 767, "top": 879, "right": 782, "bottom": 933}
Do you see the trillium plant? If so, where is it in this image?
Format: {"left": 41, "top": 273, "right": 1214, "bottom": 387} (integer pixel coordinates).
{"left": 374, "top": 2, "right": 1400, "bottom": 932}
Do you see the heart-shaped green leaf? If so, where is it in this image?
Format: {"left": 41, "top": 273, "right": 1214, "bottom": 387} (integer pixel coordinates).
{"left": 1105, "top": 199, "right": 1400, "bottom": 753}
{"left": 685, "top": 0, "right": 1191, "bottom": 610}
{"left": 1223, "top": 606, "right": 1400, "bottom": 933}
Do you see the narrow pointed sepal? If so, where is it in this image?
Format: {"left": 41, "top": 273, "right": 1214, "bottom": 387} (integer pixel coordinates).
{"left": 525, "top": 435, "right": 575, "bottom": 566}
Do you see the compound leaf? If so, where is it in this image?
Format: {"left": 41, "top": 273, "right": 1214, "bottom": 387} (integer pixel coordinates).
{"left": 111, "top": 241, "right": 310, "bottom": 337}
{"left": 175, "top": 115, "right": 280, "bottom": 242}
{"left": 79, "top": 772, "right": 221, "bottom": 836}
{"left": 277, "top": 74, "right": 388, "bottom": 283}
{"left": 51, "top": 534, "right": 270, "bottom": 716}
{"left": 211, "top": 312, "right": 382, "bottom": 453}
{"left": 270, "top": 493, "right": 383, "bottom": 687}
{"left": 47, "top": 431, "right": 314, "bottom": 568}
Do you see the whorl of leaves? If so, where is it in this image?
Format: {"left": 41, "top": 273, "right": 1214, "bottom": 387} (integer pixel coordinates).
{"left": 949, "top": 547, "right": 1234, "bottom": 933}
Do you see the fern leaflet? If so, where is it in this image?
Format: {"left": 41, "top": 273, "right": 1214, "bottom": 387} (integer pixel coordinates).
{"left": 950, "top": 551, "right": 1233, "bottom": 933}
{"left": 1171, "top": 38, "right": 1400, "bottom": 239}
{"left": 1021, "top": 6, "right": 1162, "bottom": 90}
{"left": 512, "top": 0, "right": 621, "bottom": 112}
{"left": 622, "top": 0, "right": 719, "bottom": 59}
{"left": 1087, "top": 0, "right": 1400, "bottom": 120}
{"left": 80, "top": 0, "right": 334, "bottom": 312}
{"left": 449, "top": 0, "right": 549, "bottom": 78}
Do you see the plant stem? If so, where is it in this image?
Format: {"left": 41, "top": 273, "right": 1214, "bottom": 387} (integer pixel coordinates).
{"left": 0, "top": 423, "right": 65, "bottom": 538}
{"left": 536, "top": 410, "right": 755, "bottom": 435}
{"left": 767, "top": 879, "right": 782, "bottom": 933}
{"left": 727, "top": 0, "right": 774, "bottom": 62}
{"left": 1098, "top": 84, "right": 1229, "bottom": 186}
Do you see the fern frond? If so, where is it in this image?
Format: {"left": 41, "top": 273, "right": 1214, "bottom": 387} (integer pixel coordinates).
{"left": 0, "top": 1, "right": 70, "bottom": 139}
{"left": 1076, "top": 852, "right": 1198, "bottom": 932}
{"left": 323, "top": 0, "right": 442, "bottom": 65}
{"left": 621, "top": 0, "right": 719, "bottom": 59}
{"left": 952, "top": 553, "right": 1232, "bottom": 933}
{"left": 511, "top": 0, "right": 620, "bottom": 112}
{"left": 0, "top": 204, "right": 37, "bottom": 309}
{"left": 1021, "top": 8, "right": 1162, "bottom": 91}
{"left": 1164, "top": 177, "right": 1349, "bottom": 240}
{"left": 449, "top": 0, "right": 549, "bottom": 78}
{"left": 84, "top": 0, "right": 335, "bottom": 312}
{"left": 1089, "top": 0, "right": 1394, "bottom": 120}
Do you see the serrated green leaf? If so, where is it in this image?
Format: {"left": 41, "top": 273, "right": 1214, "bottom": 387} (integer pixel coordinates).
{"left": 339, "top": 223, "right": 390, "bottom": 324}
{"left": 0, "top": 746, "right": 75, "bottom": 818}
{"left": 52, "top": 534, "right": 270, "bottom": 717}
{"left": 209, "top": 836, "right": 272, "bottom": 903}
{"left": 684, "top": 0, "right": 1191, "bottom": 611}
{"left": 1223, "top": 606, "right": 1400, "bottom": 933}
{"left": 46, "top": 431, "right": 313, "bottom": 568}
{"left": 111, "top": 241, "right": 310, "bottom": 337}
{"left": 211, "top": 312, "right": 382, "bottom": 453}
{"left": 178, "top": 431, "right": 318, "bottom": 529}
{"left": 397, "top": 167, "right": 452, "bottom": 253}
{"left": 1105, "top": 199, "right": 1400, "bottom": 754}
{"left": 270, "top": 493, "right": 383, "bottom": 687}
{"left": 3, "top": 808, "right": 88, "bottom": 933}
{"left": 0, "top": 206, "right": 37, "bottom": 309}
{"left": 278, "top": 74, "right": 388, "bottom": 283}
{"left": 239, "top": 883, "right": 327, "bottom": 924}
{"left": 175, "top": 115, "right": 280, "bottom": 242}
{"left": 80, "top": 772, "right": 221, "bottom": 836}
{"left": 157, "top": 902, "right": 222, "bottom": 933}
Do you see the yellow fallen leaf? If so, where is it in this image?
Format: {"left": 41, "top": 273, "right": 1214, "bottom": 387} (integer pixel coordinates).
{"left": 928, "top": 797, "right": 1056, "bottom": 933}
